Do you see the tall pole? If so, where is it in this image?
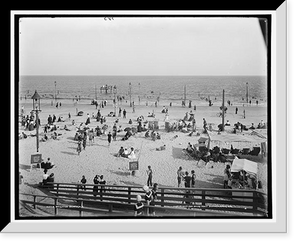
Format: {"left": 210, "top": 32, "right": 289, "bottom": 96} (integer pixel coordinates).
{"left": 129, "top": 82, "right": 132, "bottom": 107}
{"left": 246, "top": 82, "right": 249, "bottom": 103}
{"left": 138, "top": 83, "right": 141, "bottom": 105}
{"left": 113, "top": 86, "right": 117, "bottom": 116}
{"left": 184, "top": 85, "right": 186, "bottom": 106}
{"left": 36, "top": 110, "right": 39, "bottom": 152}
{"left": 222, "top": 89, "right": 225, "bottom": 131}
{"left": 95, "top": 85, "right": 97, "bottom": 100}
{"left": 54, "top": 81, "right": 57, "bottom": 102}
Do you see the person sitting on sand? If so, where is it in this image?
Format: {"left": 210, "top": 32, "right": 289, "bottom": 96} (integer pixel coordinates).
{"left": 145, "top": 130, "right": 150, "bottom": 138}
{"left": 156, "top": 144, "right": 166, "bottom": 151}
{"left": 128, "top": 119, "right": 133, "bottom": 124}
{"left": 225, "top": 120, "right": 230, "bottom": 126}
{"left": 148, "top": 111, "right": 155, "bottom": 117}
{"left": 44, "top": 157, "right": 55, "bottom": 169}
{"left": 127, "top": 147, "right": 136, "bottom": 159}
{"left": 123, "top": 148, "right": 129, "bottom": 157}
{"left": 64, "top": 125, "right": 71, "bottom": 131}
{"left": 122, "top": 130, "right": 132, "bottom": 141}
{"left": 117, "top": 147, "right": 125, "bottom": 157}
{"left": 186, "top": 142, "right": 194, "bottom": 154}
{"left": 249, "top": 123, "right": 255, "bottom": 130}
{"left": 151, "top": 131, "right": 157, "bottom": 141}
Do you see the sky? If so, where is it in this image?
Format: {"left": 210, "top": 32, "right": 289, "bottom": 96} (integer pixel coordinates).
{"left": 19, "top": 17, "right": 267, "bottom": 76}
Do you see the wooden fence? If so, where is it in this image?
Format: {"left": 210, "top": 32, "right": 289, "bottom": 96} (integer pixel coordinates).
{"left": 20, "top": 182, "right": 268, "bottom": 217}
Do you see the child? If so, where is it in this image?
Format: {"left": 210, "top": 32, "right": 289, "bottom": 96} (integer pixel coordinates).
{"left": 134, "top": 195, "right": 144, "bottom": 217}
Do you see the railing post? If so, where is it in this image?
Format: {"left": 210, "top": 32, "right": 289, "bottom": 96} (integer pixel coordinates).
{"left": 54, "top": 198, "right": 58, "bottom": 216}
{"left": 252, "top": 191, "right": 258, "bottom": 215}
{"left": 33, "top": 195, "right": 36, "bottom": 209}
{"left": 56, "top": 183, "right": 59, "bottom": 195}
{"left": 79, "top": 200, "right": 83, "bottom": 217}
{"left": 128, "top": 187, "right": 131, "bottom": 204}
{"left": 161, "top": 188, "right": 165, "bottom": 207}
{"left": 77, "top": 184, "right": 80, "bottom": 199}
{"left": 100, "top": 185, "right": 103, "bottom": 201}
{"left": 202, "top": 190, "right": 206, "bottom": 210}
{"left": 108, "top": 204, "right": 113, "bottom": 213}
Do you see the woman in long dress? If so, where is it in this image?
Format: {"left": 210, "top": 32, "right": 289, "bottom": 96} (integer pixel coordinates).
{"left": 77, "top": 141, "right": 82, "bottom": 155}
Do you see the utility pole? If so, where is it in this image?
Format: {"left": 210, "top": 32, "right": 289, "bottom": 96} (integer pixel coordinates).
{"left": 95, "top": 84, "right": 97, "bottom": 100}
{"left": 246, "top": 82, "right": 249, "bottom": 103}
{"left": 113, "top": 85, "right": 117, "bottom": 116}
{"left": 54, "top": 81, "right": 57, "bottom": 102}
{"left": 184, "top": 85, "right": 186, "bottom": 106}
{"left": 222, "top": 89, "right": 225, "bottom": 131}
{"left": 129, "top": 82, "right": 132, "bottom": 107}
{"left": 138, "top": 82, "right": 141, "bottom": 105}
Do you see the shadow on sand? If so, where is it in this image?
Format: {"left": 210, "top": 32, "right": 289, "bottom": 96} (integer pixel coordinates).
{"left": 61, "top": 151, "right": 78, "bottom": 156}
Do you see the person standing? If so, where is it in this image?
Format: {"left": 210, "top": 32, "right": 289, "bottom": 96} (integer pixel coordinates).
{"left": 107, "top": 132, "right": 112, "bottom": 146}
{"left": 146, "top": 166, "right": 153, "bottom": 187}
{"left": 177, "top": 167, "right": 184, "bottom": 187}
{"left": 98, "top": 175, "right": 106, "bottom": 198}
{"left": 19, "top": 172, "right": 24, "bottom": 185}
{"left": 224, "top": 164, "right": 232, "bottom": 189}
{"left": 80, "top": 175, "right": 87, "bottom": 190}
{"left": 235, "top": 107, "right": 238, "bottom": 114}
{"left": 134, "top": 195, "right": 144, "bottom": 217}
{"left": 123, "top": 109, "right": 127, "bottom": 118}
{"left": 93, "top": 175, "right": 99, "bottom": 197}
{"left": 184, "top": 171, "right": 192, "bottom": 188}
{"left": 191, "top": 170, "right": 196, "bottom": 188}
{"left": 112, "top": 123, "right": 117, "bottom": 141}
{"left": 77, "top": 141, "right": 82, "bottom": 155}
{"left": 143, "top": 185, "right": 153, "bottom": 216}
{"left": 149, "top": 183, "right": 158, "bottom": 216}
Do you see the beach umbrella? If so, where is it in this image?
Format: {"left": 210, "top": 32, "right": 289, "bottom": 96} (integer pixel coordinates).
{"left": 124, "top": 127, "right": 131, "bottom": 132}
{"left": 77, "top": 111, "right": 84, "bottom": 116}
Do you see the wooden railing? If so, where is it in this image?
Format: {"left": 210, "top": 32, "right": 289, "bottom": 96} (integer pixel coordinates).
{"left": 21, "top": 182, "right": 268, "bottom": 217}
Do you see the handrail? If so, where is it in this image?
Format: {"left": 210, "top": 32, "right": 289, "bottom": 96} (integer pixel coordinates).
{"left": 32, "top": 181, "right": 268, "bottom": 216}
{"left": 21, "top": 192, "right": 257, "bottom": 217}
{"left": 49, "top": 182, "right": 267, "bottom": 196}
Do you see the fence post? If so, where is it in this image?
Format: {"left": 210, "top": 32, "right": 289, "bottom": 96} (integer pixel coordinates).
{"left": 77, "top": 184, "right": 80, "bottom": 199}
{"left": 128, "top": 187, "right": 131, "bottom": 204}
{"left": 161, "top": 188, "right": 165, "bottom": 207}
{"left": 56, "top": 183, "right": 59, "bottom": 195}
{"left": 252, "top": 191, "right": 258, "bottom": 215}
{"left": 33, "top": 195, "right": 36, "bottom": 209}
{"left": 79, "top": 200, "right": 83, "bottom": 217}
{"left": 108, "top": 204, "right": 113, "bottom": 213}
{"left": 54, "top": 198, "right": 58, "bottom": 216}
{"left": 202, "top": 190, "right": 206, "bottom": 210}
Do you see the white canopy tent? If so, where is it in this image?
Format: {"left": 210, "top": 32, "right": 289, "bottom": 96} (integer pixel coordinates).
{"left": 231, "top": 158, "right": 258, "bottom": 176}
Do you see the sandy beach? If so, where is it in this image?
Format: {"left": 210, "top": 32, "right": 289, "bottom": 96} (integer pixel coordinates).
{"left": 18, "top": 98, "right": 268, "bottom": 200}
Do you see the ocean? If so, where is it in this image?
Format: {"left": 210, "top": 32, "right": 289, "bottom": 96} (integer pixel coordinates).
{"left": 19, "top": 75, "right": 267, "bottom": 105}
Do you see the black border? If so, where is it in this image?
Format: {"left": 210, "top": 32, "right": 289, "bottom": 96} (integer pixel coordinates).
{"left": 12, "top": 13, "right": 272, "bottom": 223}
